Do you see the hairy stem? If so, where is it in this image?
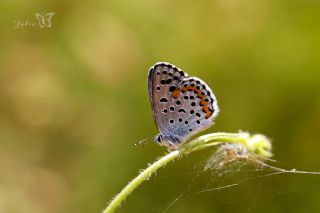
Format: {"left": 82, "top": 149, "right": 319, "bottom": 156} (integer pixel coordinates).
{"left": 102, "top": 132, "right": 272, "bottom": 213}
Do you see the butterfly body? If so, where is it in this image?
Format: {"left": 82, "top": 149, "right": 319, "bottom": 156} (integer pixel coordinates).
{"left": 148, "top": 62, "right": 219, "bottom": 150}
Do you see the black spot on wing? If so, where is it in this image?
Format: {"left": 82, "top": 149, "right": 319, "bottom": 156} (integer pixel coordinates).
{"left": 160, "top": 98, "right": 168, "bottom": 103}
{"left": 178, "top": 109, "right": 186, "bottom": 113}
{"left": 169, "top": 86, "right": 176, "bottom": 92}
{"left": 166, "top": 79, "right": 172, "bottom": 84}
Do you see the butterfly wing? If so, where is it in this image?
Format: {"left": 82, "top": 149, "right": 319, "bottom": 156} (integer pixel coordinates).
{"left": 148, "top": 62, "right": 219, "bottom": 146}
{"left": 148, "top": 62, "right": 188, "bottom": 133}
{"left": 169, "top": 76, "right": 219, "bottom": 142}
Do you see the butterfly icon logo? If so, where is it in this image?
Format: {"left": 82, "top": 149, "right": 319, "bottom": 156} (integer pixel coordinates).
{"left": 35, "top": 12, "right": 55, "bottom": 28}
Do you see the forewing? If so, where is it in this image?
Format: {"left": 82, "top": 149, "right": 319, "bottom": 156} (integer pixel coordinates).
{"left": 148, "top": 62, "right": 188, "bottom": 133}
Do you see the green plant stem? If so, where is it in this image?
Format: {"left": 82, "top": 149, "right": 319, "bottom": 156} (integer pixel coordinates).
{"left": 103, "top": 150, "right": 180, "bottom": 213}
{"left": 102, "top": 132, "right": 271, "bottom": 213}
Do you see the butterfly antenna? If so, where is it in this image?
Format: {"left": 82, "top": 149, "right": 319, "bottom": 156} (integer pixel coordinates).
{"left": 135, "top": 136, "right": 153, "bottom": 147}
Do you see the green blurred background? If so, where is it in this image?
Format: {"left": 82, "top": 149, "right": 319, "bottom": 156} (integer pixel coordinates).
{"left": 1, "top": 0, "right": 320, "bottom": 212}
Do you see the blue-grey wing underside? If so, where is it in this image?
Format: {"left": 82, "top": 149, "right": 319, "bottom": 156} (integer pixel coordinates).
{"left": 148, "top": 62, "right": 219, "bottom": 146}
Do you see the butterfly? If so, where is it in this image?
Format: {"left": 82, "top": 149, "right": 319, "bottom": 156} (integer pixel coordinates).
{"left": 148, "top": 62, "right": 219, "bottom": 150}
{"left": 35, "top": 12, "right": 55, "bottom": 28}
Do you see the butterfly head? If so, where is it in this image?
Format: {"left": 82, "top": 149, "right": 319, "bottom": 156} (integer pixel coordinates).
{"left": 154, "top": 134, "right": 182, "bottom": 150}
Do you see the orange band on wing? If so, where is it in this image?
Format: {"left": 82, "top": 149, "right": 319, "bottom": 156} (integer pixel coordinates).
{"left": 187, "top": 86, "right": 194, "bottom": 91}
{"left": 172, "top": 83, "right": 213, "bottom": 119}
{"left": 172, "top": 89, "right": 180, "bottom": 98}
{"left": 200, "top": 100, "right": 208, "bottom": 106}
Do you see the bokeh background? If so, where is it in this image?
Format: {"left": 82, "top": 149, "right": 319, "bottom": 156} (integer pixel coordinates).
{"left": 1, "top": 0, "right": 320, "bottom": 212}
